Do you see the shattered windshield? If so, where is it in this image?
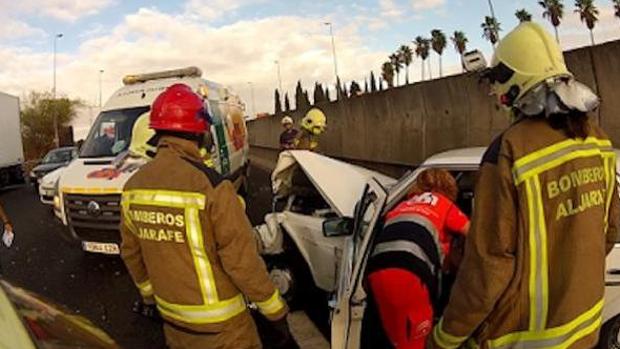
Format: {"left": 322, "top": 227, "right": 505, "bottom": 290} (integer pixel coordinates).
{"left": 80, "top": 106, "right": 150, "bottom": 158}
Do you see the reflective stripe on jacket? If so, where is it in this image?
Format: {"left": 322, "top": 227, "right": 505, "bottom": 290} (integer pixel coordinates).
{"left": 120, "top": 136, "right": 287, "bottom": 333}
{"left": 432, "top": 118, "right": 620, "bottom": 349}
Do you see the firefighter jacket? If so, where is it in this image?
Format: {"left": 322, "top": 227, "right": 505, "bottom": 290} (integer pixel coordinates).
{"left": 120, "top": 136, "right": 287, "bottom": 333}
{"left": 432, "top": 117, "right": 620, "bottom": 349}
{"left": 0, "top": 202, "right": 9, "bottom": 225}
{"left": 294, "top": 130, "right": 319, "bottom": 151}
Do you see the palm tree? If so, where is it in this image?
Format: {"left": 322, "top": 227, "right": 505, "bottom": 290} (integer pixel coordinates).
{"left": 431, "top": 29, "right": 447, "bottom": 77}
{"left": 575, "top": 0, "right": 599, "bottom": 45}
{"left": 389, "top": 53, "right": 402, "bottom": 86}
{"left": 398, "top": 45, "right": 413, "bottom": 84}
{"left": 451, "top": 31, "right": 468, "bottom": 71}
{"left": 381, "top": 61, "right": 395, "bottom": 88}
{"left": 481, "top": 16, "right": 501, "bottom": 49}
{"left": 539, "top": 0, "right": 565, "bottom": 43}
{"left": 414, "top": 36, "right": 431, "bottom": 81}
{"left": 515, "top": 8, "right": 533, "bottom": 22}
{"left": 614, "top": 0, "right": 620, "bottom": 20}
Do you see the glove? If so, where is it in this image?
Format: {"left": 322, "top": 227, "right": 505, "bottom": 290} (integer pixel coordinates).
{"left": 132, "top": 300, "right": 162, "bottom": 322}
{"left": 270, "top": 317, "right": 299, "bottom": 349}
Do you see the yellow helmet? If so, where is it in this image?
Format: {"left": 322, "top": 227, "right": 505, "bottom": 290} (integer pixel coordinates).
{"left": 129, "top": 112, "right": 156, "bottom": 159}
{"left": 489, "top": 22, "right": 572, "bottom": 108}
{"left": 301, "top": 108, "right": 327, "bottom": 135}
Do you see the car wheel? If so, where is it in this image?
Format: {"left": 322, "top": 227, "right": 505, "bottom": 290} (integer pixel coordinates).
{"left": 267, "top": 248, "right": 313, "bottom": 311}
{"left": 599, "top": 315, "right": 620, "bottom": 349}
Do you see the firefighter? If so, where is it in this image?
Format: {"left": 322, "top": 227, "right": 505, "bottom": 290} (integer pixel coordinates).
{"left": 294, "top": 108, "right": 326, "bottom": 151}
{"left": 279, "top": 116, "right": 298, "bottom": 150}
{"left": 431, "top": 22, "right": 620, "bottom": 349}
{"left": 365, "top": 169, "right": 469, "bottom": 349}
{"left": 120, "top": 84, "right": 293, "bottom": 349}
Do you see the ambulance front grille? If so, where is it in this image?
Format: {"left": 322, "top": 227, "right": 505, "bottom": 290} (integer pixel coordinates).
{"left": 64, "top": 193, "right": 121, "bottom": 235}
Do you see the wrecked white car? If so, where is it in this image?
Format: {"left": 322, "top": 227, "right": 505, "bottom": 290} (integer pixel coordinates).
{"left": 256, "top": 148, "right": 620, "bottom": 348}
{"left": 254, "top": 150, "right": 396, "bottom": 306}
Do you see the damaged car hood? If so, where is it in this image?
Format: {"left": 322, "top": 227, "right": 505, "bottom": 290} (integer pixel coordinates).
{"left": 272, "top": 150, "right": 397, "bottom": 218}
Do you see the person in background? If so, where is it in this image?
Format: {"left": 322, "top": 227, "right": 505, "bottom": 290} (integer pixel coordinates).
{"left": 365, "top": 169, "right": 469, "bottom": 349}
{"left": 294, "top": 108, "right": 326, "bottom": 152}
{"left": 432, "top": 22, "right": 620, "bottom": 349}
{"left": 279, "top": 116, "right": 298, "bottom": 150}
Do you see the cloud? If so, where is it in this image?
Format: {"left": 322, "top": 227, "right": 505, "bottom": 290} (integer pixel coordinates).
{"left": 0, "top": 0, "right": 115, "bottom": 21}
{"left": 380, "top": 0, "right": 404, "bottom": 19}
{"left": 183, "top": 0, "right": 264, "bottom": 21}
{"left": 0, "top": 17, "right": 45, "bottom": 41}
{"left": 411, "top": 0, "right": 445, "bottom": 11}
{"left": 0, "top": 7, "right": 386, "bottom": 118}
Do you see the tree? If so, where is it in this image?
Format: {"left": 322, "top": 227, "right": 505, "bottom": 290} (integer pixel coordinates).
{"left": 378, "top": 77, "right": 384, "bottom": 91}
{"left": 303, "top": 90, "right": 311, "bottom": 107}
{"left": 314, "top": 82, "right": 326, "bottom": 104}
{"left": 364, "top": 79, "right": 369, "bottom": 93}
{"left": 614, "top": 0, "right": 620, "bottom": 20}
{"left": 414, "top": 36, "right": 431, "bottom": 80}
{"left": 398, "top": 45, "right": 413, "bottom": 84}
{"left": 381, "top": 61, "right": 394, "bottom": 88}
{"left": 336, "top": 76, "right": 344, "bottom": 100}
{"left": 274, "top": 89, "right": 282, "bottom": 114}
{"left": 350, "top": 81, "right": 362, "bottom": 96}
{"left": 295, "top": 81, "right": 308, "bottom": 110}
{"left": 539, "top": 0, "right": 565, "bottom": 43}
{"left": 20, "top": 91, "right": 80, "bottom": 160}
{"left": 451, "top": 31, "right": 468, "bottom": 71}
{"left": 389, "top": 53, "right": 402, "bottom": 86}
{"left": 325, "top": 86, "right": 331, "bottom": 101}
{"left": 370, "top": 71, "right": 378, "bottom": 92}
{"left": 515, "top": 8, "right": 533, "bottom": 22}
{"left": 575, "top": 0, "right": 599, "bottom": 45}
{"left": 431, "top": 29, "right": 447, "bottom": 77}
{"left": 481, "top": 16, "right": 502, "bottom": 48}
{"left": 284, "top": 93, "right": 291, "bottom": 111}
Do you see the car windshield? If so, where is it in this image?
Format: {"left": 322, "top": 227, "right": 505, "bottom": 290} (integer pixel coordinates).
{"left": 0, "top": 280, "right": 119, "bottom": 348}
{"left": 80, "top": 106, "right": 150, "bottom": 158}
{"left": 42, "top": 149, "right": 74, "bottom": 164}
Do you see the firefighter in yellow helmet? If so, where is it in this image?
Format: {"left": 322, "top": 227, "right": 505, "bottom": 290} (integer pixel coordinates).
{"left": 294, "top": 108, "right": 326, "bottom": 151}
{"left": 120, "top": 84, "right": 294, "bottom": 349}
{"left": 432, "top": 22, "right": 620, "bottom": 349}
{"left": 114, "top": 112, "right": 156, "bottom": 173}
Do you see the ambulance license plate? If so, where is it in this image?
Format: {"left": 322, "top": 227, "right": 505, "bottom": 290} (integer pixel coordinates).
{"left": 82, "top": 241, "right": 120, "bottom": 255}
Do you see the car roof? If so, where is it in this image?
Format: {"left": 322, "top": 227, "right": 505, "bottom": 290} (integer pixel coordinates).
{"left": 421, "top": 147, "right": 486, "bottom": 167}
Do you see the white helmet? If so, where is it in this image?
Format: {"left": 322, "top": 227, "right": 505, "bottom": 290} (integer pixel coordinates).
{"left": 281, "top": 116, "right": 293, "bottom": 125}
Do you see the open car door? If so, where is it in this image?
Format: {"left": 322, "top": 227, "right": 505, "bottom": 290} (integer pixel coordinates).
{"left": 331, "top": 178, "right": 387, "bottom": 349}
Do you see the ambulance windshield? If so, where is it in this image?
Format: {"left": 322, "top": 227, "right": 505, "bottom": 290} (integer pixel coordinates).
{"left": 80, "top": 106, "right": 150, "bottom": 158}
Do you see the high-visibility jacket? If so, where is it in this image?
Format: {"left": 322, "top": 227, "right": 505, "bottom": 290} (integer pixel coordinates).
{"left": 294, "top": 130, "right": 319, "bottom": 151}
{"left": 432, "top": 118, "right": 620, "bottom": 349}
{"left": 120, "top": 136, "right": 287, "bottom": 333}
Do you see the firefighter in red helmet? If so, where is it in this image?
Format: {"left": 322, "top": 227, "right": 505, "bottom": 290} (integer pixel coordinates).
{"left": 120, "top": 84, "right": 294, "bottom": 349}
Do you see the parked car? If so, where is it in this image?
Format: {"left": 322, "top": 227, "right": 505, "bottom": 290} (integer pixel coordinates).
{"left": 255, "top": 148, "right": 620, "bottom": 348}
{"left": 38, "top": 166, "right": 65, "bottom": 207}
{"left": 0, "top": 279, "right": 120, "bottom": 348}
{"left": 29, "top": 146, "right": 77, "bottom": 186}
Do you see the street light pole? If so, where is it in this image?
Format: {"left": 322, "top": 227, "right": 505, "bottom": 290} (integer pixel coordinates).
{"left": 247, "top": 82, "right": 256, "bottom": 118}
{"left": 324, "top": 22, "right": 339, "bottom": 84}
{"left": 274, "top": 60, "right": 283, "bottom": 93}
{"left": 487, "top": 0, "right": 497, "bottom": 20}
{"left": 53, "top": 33, "right": 63, "bottom": 147}
{"left": 98, "top": 69, "right": 104, "bottom": 108}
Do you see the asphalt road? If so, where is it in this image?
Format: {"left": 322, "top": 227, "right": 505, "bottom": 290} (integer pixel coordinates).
{"left": 0, "top": 165, "right": 326, "bottom": 349}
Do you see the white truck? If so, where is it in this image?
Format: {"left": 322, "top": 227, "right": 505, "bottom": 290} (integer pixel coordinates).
{"left": 55, "top": 67, "right": 250, "bottom": 254}
{"left": 0, "top": 92, "right": 24, "bottom": 188}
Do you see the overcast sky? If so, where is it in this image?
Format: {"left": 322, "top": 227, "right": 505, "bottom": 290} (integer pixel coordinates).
{"left": 1, "top": 0, "right": 619, "bottom": 133}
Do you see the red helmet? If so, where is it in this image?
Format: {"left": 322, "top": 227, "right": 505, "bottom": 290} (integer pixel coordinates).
{"left": 150, "top": 83, "right": 208, "bottom": 133}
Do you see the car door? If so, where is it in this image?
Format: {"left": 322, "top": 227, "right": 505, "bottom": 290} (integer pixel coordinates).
{"left": 331, "top": 179, "right": 387, "bottom": 349}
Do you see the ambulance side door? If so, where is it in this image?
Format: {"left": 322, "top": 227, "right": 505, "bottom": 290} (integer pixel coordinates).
{"left": 331, "top": 179, "right": 387, "bottom": 349}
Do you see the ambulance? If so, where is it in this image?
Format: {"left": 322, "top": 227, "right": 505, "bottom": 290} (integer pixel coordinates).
{"left": 55, "top": 67, "right": 250, "bottom": 254}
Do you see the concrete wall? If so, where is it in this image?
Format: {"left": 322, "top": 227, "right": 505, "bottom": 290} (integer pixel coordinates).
{"left": 248, "top": 40, "right": 620, "bottom": 173}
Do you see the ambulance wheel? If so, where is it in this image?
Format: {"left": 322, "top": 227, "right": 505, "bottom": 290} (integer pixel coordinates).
{"left": 599, "top": 315, "right": 620, "bottom": 349}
